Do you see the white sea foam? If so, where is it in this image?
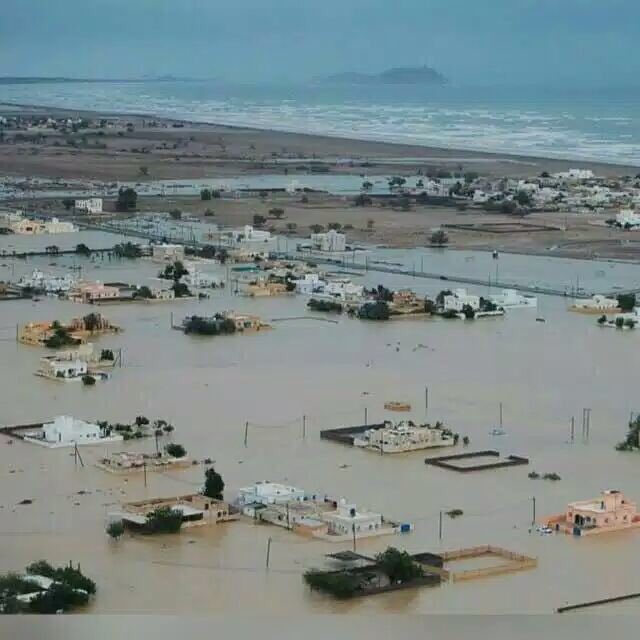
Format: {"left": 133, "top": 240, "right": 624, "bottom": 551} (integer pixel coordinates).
{"left": 1, "top": 83, "right": 639, "bottom": 166}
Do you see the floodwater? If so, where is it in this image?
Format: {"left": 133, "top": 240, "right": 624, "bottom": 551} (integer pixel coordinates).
{"left": 1, "top": 233, "right": 640, "bottom": 614}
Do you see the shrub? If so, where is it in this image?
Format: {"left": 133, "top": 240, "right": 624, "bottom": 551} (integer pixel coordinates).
{"left": 165, "top": 443, "right": 187, "bottom": 458}
{"left": 617, "top": 294, "right": 636, "bottom": 311}
{"left": 357, "top": 301, "right": 390, "bottom": 321}
{"left": 144, "top": 506, "right": 183, "bottom": 534}
{"left": 303, "top": 570, "right": 360, "bottom": 599}
{"left": 307, "top": 299, "right": 343, "bottom": 313}
{"left": 430, "top": 229, "right": 449, "bottom": 246}
{"left": 106, "top": 520, "right": 125, "bottom": 540}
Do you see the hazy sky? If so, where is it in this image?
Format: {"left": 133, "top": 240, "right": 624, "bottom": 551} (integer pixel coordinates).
{"left": 1, "top": 0, "right": 638, "bottom": 86}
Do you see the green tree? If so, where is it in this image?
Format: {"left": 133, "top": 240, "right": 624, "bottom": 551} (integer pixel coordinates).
{"left": 353, "top": 194, "right": 372, "bottom": 207}
{"left": 115, "top": 187, "right": 137, "bottom": 212}
{"left": 200, "top": 188, "right": 212, "bottom": 201}
{"left": 358, "top": 301, "right": 390, "bottom": 321}
{"left": 144, "top": 506, "right": 183, "bottom": 534}
{"left": 515, "top": 190, "right": 532, "bottom": 206}
{"left": 83, "top": 313, "right": 101, "bottom": 332}
{"left": 169, "top": 209, "right": 182, "bottom": 220}
{"left": 106, "top": 520, "right": 125, "bottom": 540}
{"left": 375, "top": 547, "right": 423, "bottom": 583}
{"left": 62, "top": 198, "right": 75, "bottom": 210}
{"left": 617, "top": 293, "right": 636, "bottom": 312}
{"left": 135, "top": 285, "right": 153, "bottom": 299}
{"left": 75, "top": 243, "right": 91, "bottom": 256}
{"left": 430, "top": 229, "right": 449, "bottom": 246}
{"left": 269, "top": 207, "right": 285, "bottom": 219}
{"left": 165, "top": 443, "right": 187, "bottom": 458}
{"left": 203, "top": 467, "right": 225, "bottom": 500}
{"left": 253, "top": 214, "right": 267, "bottom": 227}
{"left": 309, "top": 223, "right": 324, "bottom": 234}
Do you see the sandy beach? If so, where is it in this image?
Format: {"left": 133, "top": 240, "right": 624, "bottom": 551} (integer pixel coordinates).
{"left": 1, "top": 103, "right": 637, "bottom": 182}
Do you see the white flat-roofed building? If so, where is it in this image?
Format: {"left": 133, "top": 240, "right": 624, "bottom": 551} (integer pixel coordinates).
{"left": 152, "top": 243, "right": 185, "bottom": 263}
{"left": 310, "top": 229, "right": 346, "bottom": 252}
{"left": 75, "top": 198, "right": 103, "bottom": 214}
{"left": 490, "top": 289, "right": 538, "bottom": 309}
{"left": 18, "top": 269, "right": 77, "bottom": 294}
{"left": 353, "top": 421, "right": 455, "bottom": 454}
{"left": 553, "top": 169, "right": 595, "bottom": 181}
{"left": 294, "top": 273, "right": 323, "bottom": 295}
{"left": 23, "top": 415, "right": 123, "bottom": 448}
{"left": 571, "top": 294, "right": 620, "bottom": 312}
{"left": 321, "top": 499, "right": 383, "bottom": 537}
{"left": 443, "top": 288, "right": 480, "bottom": 312}
{"left": 220, "top": 225, "right": 276, "bottom": 249}
{"left": 44, "top": 217, "right": 78, "bottom": 233}
{"left": 237, "top": 481, "right": 306, "bottom": 510}
{"left": 616, "top": 209, "right": 640, "bottom": 229}
{"left": 37, "top": 357, "right": 88, "bottom": 380}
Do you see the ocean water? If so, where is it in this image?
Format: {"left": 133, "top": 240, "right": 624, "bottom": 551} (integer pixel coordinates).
{"left": 1, "top": 81, "right": 640, "bottom": 166}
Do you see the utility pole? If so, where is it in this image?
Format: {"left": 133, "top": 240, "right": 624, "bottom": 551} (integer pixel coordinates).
{"left": 364, "top": 407, "right": 368, "bottom": 426}
{"left": 425, "top": 386, "right": 429, "bottom": 420}
{"left": 266, "top": 537, "right": 272, "bottom": 569}
{"left": 302, "top": 415, "right": 306, "bottom": 439}
{"left": 352, "top": 522, "right": 357, "bottom": 552}
{"left": 286, "top": 502, "right": 290, "bottom": 530}
{"left": 532, "top": 496, "right": 536, "bottom": 526}
{"left": 73, "top": 443, "right": 84, "bottom": 468}
{"left": 439, "top": 510, "right": 443, "bottom": 542}
{"left": 570, "top": 416, "right": 575, "bottom": 443}
{"left": 244, "top": 421, "right": 249, "bottom": 447}
{"left": 143, "top": 460, "right": 147, "bottom": 488}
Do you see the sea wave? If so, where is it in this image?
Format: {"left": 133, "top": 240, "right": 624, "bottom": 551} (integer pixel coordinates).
{"left": 1, "top": 82, "right": 639, "bottom": 166}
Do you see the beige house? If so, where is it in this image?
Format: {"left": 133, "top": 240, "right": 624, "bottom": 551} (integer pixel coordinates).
{"left": 68, "top": 282, "right": 121, "bottom": 304}
{"left": 110, "top": 494, "right": 237, "bottom": 531}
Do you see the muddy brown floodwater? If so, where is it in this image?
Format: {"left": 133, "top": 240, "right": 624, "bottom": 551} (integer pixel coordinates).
{"left": 1, "top": 233, "right": 640, "bottom": 615}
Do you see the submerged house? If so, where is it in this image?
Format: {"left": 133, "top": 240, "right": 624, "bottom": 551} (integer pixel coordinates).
{"left": 36, "top": 356, "right": 88, "bottom": 380}
{"left": 310, "top": 229, "right": 347, "bottom": 253}
{"left": 235, "top": 481, "right": 410, "bottom": 541}
{"left": 353, "top": 421, "right": 455, "bottom": 454}
{"left": 111, "top": 494, "right": 236, "bottom": 531}
{"left": 22, "top": 415, "right": 123, "bottom": 448}
{"left": 443, "top": 289, "right": 480, "bottom": 312}
{"left": 490, "top": 289, "right": 537, "bottom": 309}
{"left": 67, "top": 282, "right": 121, "bottom": 304}
{"left": 545, "top": 490, "right": 640, "bottom": 536}
{"left": 570, "top": 295, "right": 620, "bottom": 313}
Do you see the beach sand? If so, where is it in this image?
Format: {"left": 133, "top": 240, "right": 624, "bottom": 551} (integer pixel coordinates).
{"left": 0, "top": 104, "right": 636, "bottom": 182}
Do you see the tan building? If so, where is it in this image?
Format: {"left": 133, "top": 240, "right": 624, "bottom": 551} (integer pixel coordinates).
{"left": 111, "top": 494, "right": 237, "bottom": 530}
{"left": 68, "top": 282, "right": 121, "bottom": 304}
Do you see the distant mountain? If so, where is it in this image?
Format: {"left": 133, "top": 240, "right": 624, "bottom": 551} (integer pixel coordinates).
{"left": 316, "top": 65, "right": 447, "bottom": 86}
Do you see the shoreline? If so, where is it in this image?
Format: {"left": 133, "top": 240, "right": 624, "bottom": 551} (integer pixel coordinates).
{"left": 1, "top": 100, "right": 638, "bottom": 176}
